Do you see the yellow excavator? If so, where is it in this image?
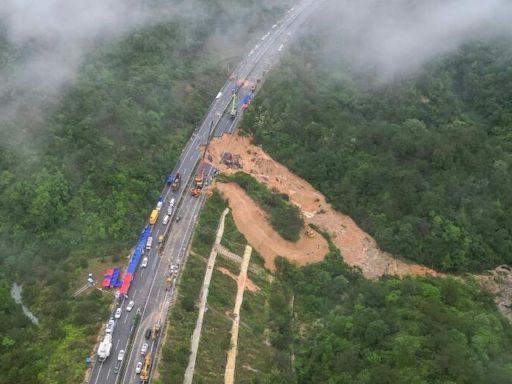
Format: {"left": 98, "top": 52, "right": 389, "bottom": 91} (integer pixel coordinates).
{"left": 139, "top": 353, "right": 152, "bottom": 382}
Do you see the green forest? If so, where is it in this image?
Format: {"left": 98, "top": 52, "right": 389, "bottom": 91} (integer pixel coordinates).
{"left": 243, "top": 28, "right": 512, "bottom": 272}
{"left": 0, "top": 0, "right": 290, "bottom": 381}
{"left": 264, "top": 252, "right": 512, "bottom": 384}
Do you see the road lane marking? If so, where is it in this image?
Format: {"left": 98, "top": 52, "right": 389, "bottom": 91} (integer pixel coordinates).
{"left": 115, "top": 339, "right": 120, "bottom": 349}
{"left": 92, "top": 360, "right": 103, "bottom": 384}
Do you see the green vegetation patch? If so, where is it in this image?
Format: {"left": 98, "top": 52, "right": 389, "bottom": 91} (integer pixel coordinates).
{"left": 159, "top": 188, "right": 280, "bottom": 383}
{"left": 242, "top": 29, "right": 512, "bottom": 272}
{"left": 261, "top": 250, "right": 512, "bottom": 384}
{"left": 220, "top": 172, "right": 304, "bottom": 242}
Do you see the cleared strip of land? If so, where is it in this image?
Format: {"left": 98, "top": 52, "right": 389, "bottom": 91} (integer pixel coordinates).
{"left": 224, "top": 245, "right": 252, "bottom": 384}
{"left": 183, "top": 208, "right": 229, "bottom": 384}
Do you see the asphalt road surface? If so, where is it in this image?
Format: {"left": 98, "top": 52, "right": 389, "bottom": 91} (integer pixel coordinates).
{"left": 88, "top": 1, "right": 320, "bottom": 383}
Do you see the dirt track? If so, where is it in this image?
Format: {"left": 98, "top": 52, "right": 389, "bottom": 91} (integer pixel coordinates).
{"left": 208, "top": 133, "right": 439, "bottom": 279}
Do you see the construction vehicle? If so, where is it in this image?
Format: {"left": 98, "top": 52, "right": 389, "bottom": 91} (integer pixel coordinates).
{"left": 97, "top": 334, "right": 112, "bottom": 362}
{"left": 149, "top": 209, "right": 159, "bottom": 225}
{"left": 165, "top": 276, "right": 173, "bottom": 291}
{"left": 151, "top": 325, "right": 160, "bottom": 340}
{"left": 191, "top": 159, "right": 205, "bottom": 197}
{"left": 229, "top": 91, "right": 237, "bottom": 118}
{"left": 139, "top": 353, "right": 152, "bottom": 382}
{"left": 170, "top": 173, "right": 181, "bottom": 191}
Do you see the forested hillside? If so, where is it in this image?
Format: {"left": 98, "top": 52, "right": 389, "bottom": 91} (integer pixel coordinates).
{"left": 0, "top": 0, "right": 290, "bottom": 382}
{"left": 264, "top": 253, "right": 512, "bottom": 384}
{"left": 243, "top": 27, "right": 512, "bottom": 272}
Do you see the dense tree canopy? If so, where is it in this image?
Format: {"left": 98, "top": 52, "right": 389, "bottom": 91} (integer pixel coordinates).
{"left": 243, "top": 29, "right": 512, "bottom": 272}
{"left": 0, "top": 0, "right": 291, "bottom": 381}
{"left": 264, "top": 252, "right": 512, "bottom": 384}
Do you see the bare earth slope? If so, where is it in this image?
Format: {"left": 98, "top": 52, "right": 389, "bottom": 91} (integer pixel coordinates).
{"left": 217, "top": 182, "right": 329, "bottom": 270}
{"left": 209, "top": 133, "right": 438, "bottom": 279}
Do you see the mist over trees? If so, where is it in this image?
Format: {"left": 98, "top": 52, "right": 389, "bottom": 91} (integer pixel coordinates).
{"left": 0, "top": 0, "right": 292, "bottom": 381}
{"left": 243, "top": 2, "right": 512, "bottom": 272}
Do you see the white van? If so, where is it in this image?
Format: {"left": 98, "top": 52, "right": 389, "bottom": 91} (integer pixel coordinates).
{"left": 141, "top": 257, "right": 148, "bottom": 268}
{"left": 146, "top": 236, "right": 153, "bottom": 250}
{"left": 163, "top": 215, "right": 170, "bottom": 225}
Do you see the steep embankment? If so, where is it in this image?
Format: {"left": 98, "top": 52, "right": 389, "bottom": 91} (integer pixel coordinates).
{"left": 209, "top": 133, "right": 438, "bottom": 279}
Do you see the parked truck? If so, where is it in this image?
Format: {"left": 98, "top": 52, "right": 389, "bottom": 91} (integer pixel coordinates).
{"left": 170, "top": 173, "right": 181, "bottom": 191}
{"left": 156, "top": 197, "right": 164, "bottom": 211}
{"left": 97, "top": 334, "right": 112, "bottom": 362}
{"left": 149, "top": 209, "right": 159, "bottom": 225}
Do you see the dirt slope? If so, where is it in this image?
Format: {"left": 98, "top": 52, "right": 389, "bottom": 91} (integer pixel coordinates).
{"left": 208, "top": 133, "right": 438, "bottom": 279}
{"left": 217, "top": 183, "right": 329, "bottom": 270}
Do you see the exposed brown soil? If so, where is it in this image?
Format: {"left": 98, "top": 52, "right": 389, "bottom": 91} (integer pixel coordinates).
{"left": 217, "top": 183, "right": 329, "bottom": 271}
{"left": 208, "top": 132, "right": 439, "bottom": 279}
{"left": 217, "top": 266, "right": 260, "bottom": 293}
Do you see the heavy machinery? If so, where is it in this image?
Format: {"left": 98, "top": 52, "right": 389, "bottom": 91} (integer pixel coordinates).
{"left": 229, "top": 91, "right": 237, "bottom": 118}
{"left": 139, "top": 353, "right": 152, "bottom": 382}
{"left": 191, "top": 159, "right": 205, "bottom": 197}
{"left": 170, "top": 173, "right": 181, "bottom": 191}
{"left": 165, "top": 276, "right": 173, "bottom": 291}
{"left": 151, "top": 325, "right": 160, "bottom": 340}
{"left": 305, "top": 226, "right": 316, "bottom": 238}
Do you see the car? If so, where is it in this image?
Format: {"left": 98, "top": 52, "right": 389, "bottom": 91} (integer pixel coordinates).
{"left": 242, "top": 103, "right": 249, "bottom": 110}
{"left": 113, "top": 360, "right": 121, "bottom": 374}
{"left": 176, "top": 216, "right": 182, "bottom": 223}
{"left": 162, "top": 215, "right": 169, "bottom": 225}
{"left": 118, "top": 349, "right": 125, "bottom": 361}
{"left": 141, "top": 257, "right": 148, "bottom": 268}
{"left": 106, "top": 318, "right": 115, "bottom": 333}
{"left": 114, "top": 307, "right": 122, "bottom": 319}
{"left": 215, "top": 91, "right": 222, "bottom": 99}
{"left": 141, "top": 343, "right": 149, "bottom": 355}
{"left": 170, "top": 198, "right": 175, "bottom": 208}
{"left": 135, "top": 361, "right": 143, "bottom": 374}
{"left": 126, "top": 300, "right": 135, "bottom": 312}
{"left": 145, "top": 328, "right": 152, "bottom": 340}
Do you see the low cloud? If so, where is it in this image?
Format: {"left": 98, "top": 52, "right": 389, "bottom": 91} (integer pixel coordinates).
{"left": 315, "top": 0, "right": 512, "bottom": 81}
{"left": 0, "top": 0, "right": 156, "bottom": 123}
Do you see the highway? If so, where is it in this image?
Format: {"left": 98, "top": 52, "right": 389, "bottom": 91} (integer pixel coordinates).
{"left": 88, "top": 1, "right": 320, "bottom": 383}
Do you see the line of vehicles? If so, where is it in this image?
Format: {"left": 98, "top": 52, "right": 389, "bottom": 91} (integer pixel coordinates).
{"left": 92, "top": 3, "right": 309, "bottom": 378}
{"left": 95, "top": 171, "right": 185, "bottom": 380}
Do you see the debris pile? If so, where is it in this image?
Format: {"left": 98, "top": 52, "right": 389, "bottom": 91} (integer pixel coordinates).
{"left": 221, "top": 152, "right": 243, "bottom": 169}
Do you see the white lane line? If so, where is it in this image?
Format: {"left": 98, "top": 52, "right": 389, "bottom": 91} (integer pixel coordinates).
{"left": 107, "top": 368, "right": 111, "bottom": 378}
{"left": 92, "top": 361, "right": 103, "bottom": 384}
{"left": 123, "top": 314, "right": 128, "bottom": 324}
{"left": 115, "top": 338, "right": 120, "bottom": 349}
{"left": 133, "top": 289, "right": 138, "bottom": 297}
{"left": 120, "top": 243, "right": 166, "bottom": 384}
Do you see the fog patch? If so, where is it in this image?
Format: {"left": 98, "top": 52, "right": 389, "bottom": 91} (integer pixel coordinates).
{"left": 315, "top": 0, "right": 512, "bottom": 81}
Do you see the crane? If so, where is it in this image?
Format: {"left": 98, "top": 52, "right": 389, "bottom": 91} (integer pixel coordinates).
{"left": 229, "top": 91, "right": 237, "bottom": 119}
